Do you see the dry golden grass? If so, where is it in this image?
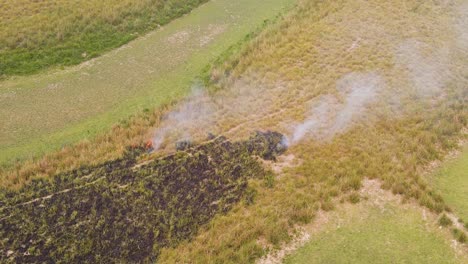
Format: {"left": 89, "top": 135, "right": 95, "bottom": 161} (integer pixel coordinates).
{"left": 157, "top": 0, "right": 468, "bottom": 261}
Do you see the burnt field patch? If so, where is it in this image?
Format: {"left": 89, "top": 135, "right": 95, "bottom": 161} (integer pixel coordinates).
{"left": 0, "top": 131, "right": 286, "bottom": 263}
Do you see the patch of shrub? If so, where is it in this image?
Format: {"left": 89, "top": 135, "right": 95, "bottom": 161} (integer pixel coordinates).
{"left": 264, "top": 171, "right": 275, "bottom": 188}
{"left": 438, "top": 214, "right": 452, "bottom": 227}
{"left": 348, "top": 193, "right": 360, "bottom": 204}
{"left": 452, "top": 228, "right": 467, "bottom": 244}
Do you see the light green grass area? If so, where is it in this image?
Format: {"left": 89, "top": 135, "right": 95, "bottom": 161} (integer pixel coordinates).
{"left": 0, "top": 0, "right": 208, "bottom": 77}
{"left": 0, "top": 0, "right": 295, "bottom": 165}
{"left": 284, "top": 204, "right": 464, "bottom": 264}
{"left": 433, "top": 146, "right": 468, "bottom": 221}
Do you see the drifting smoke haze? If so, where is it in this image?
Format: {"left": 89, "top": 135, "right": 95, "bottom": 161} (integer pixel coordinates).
{"left": 151, "top": 78, "right": 291, "bottom": 150}
{"left": 395, "top": 40, "right": 451, "bottom": 97}
{"left": 287, "top": 72, "right": 383, "bottom": 145}
{"left": 152, "top": 86, "right": 215, "bottom": 150}
{"left": 152, "top": 1, "right": 467, "bottom": 151}
{"left": 455, "top": 2, "right": 468, "bottom": 51}
{"left": 289, "top": 96, "right": 335, "bottom": 144}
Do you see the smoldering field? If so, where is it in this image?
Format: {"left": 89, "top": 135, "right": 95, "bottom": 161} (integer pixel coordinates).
{"left": 150, "top": 2, "right": 467, "bottom": 153}
{"left": 152, "top": 35, "right": 465, "bottom": 152}
{"left": 158, "top": 1, "right": 468, "bottom": 261}
{"left": 172, "top": 7, "right": 463, "bottom": 157}
{"left": 1, "top": 0, "right": 467, "bottom": 263}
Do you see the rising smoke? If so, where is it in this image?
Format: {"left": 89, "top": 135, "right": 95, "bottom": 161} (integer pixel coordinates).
{"left": 286, "top": 72, "right": 383, "bottom": 145}
{"left": 152, "top": 86, "right": 215, "bottom": 150}
{"left": 395, "top": 40, "right": 451, "bottom": 97}
{"left": 151, "top": 2, "right": 466, "bottom": 151}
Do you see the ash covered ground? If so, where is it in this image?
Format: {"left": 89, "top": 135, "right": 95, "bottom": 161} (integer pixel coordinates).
{"left": 0, "top": 131, "right": 286, "bottom": 263}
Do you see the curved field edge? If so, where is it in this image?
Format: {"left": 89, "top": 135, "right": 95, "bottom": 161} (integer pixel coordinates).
{"left": 431, "top": 145, "right": 468, "bottom": 222}
{"left": 0, "top": 0, "right": 209, "bottom": 77}
{"left": 0, "top": 0, "right": 297, "bottom": 166}
{"left": 283, "top": 190, "right": 466, "bottom": 264}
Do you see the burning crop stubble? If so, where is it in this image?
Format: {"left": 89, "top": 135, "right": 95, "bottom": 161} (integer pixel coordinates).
{"left": 0, "top": 0, "right": 467, "bottom": 262}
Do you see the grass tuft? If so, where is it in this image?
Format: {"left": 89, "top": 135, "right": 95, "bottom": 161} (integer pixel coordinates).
{"left": 452, "top": 228, "right": 467, "bottom": 244}
{"left": 438, "top": 214, "right": 453, "bottom": 227}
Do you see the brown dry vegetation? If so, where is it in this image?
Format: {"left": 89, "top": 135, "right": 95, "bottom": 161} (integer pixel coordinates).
{"left": 0, "top": 0, "right": 467, "bottom": 262}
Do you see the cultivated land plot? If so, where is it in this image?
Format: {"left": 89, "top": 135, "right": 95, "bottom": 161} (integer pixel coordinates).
{"left": 0, "top": 0, "right": 295, "bottom": 165}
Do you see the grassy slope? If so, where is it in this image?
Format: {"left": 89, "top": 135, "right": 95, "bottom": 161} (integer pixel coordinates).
{"left": 0, "top": 0, "right": 295, "bottom": 165}
{"left": 433, "top": 146, "right": 468, "bottom": 221}
{"left": 0, "top": 0, "right": 208, "bottom": 76}
{"left": 284, "top": 204, "right": 463, "bottom": 264}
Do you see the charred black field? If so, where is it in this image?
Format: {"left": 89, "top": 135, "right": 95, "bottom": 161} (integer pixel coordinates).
{"left": 0, "top": 131, "right": 287, "bottom": 263}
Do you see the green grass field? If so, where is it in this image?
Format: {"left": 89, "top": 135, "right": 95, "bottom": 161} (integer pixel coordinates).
{"left": 0, "top": 0, "right": 208, "bottom": 77}
{"left": 433, "top": 146, "right": 468, "bottom": 221}
{"left": 0, "top": 0, "right": 295, "bottom": 166}
{"left": 284, "top": 204, "right": 465, "bottom": 264}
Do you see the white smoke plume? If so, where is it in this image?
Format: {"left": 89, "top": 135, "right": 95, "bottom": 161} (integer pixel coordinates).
{"left": 455, "top": 2, "right": 468, "bottom": 51}
{"left": 152, "top": 86, "right": 215, "bottom": 150}
{"left": 395, "top": 40, "right": 451, "bottom": 97}
{"left": 289, "top": 96, "right": 336, "bottom": 144}
{"left": 150, "top": 1, "right": 466, "bottom": 152}
{"left": 287, "top": 72, "right": 384, "bottom": 145}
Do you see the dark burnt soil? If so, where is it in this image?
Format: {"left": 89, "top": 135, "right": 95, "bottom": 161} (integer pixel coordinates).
{"left": 0, "top": 131, "right": 286, "bottom": 263}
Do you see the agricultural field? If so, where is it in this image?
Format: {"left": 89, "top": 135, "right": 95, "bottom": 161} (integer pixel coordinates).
{"left": 0, "top": 0, "right": 467, "bottom": 263}
{"left": 0, "top": 0, "right": 208, "bottom": 76}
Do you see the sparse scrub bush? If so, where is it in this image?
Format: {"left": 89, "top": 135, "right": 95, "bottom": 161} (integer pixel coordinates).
{"left": 348, "top": 193, "right": 360, "bottom": 204}
{"left": 321, "top": 199, "right": 335, "bottom": 212}
{"left": 264, "top": 172, "right": 276, "bottom": 188}
{"left": 244, "top": 186, "right": 258, "bottom": 206}
{"left": 452, "top": 229, "right": 467, "bottom": 244}
{"left": 438, "top": 214, "right": 453, "bottom": 227}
